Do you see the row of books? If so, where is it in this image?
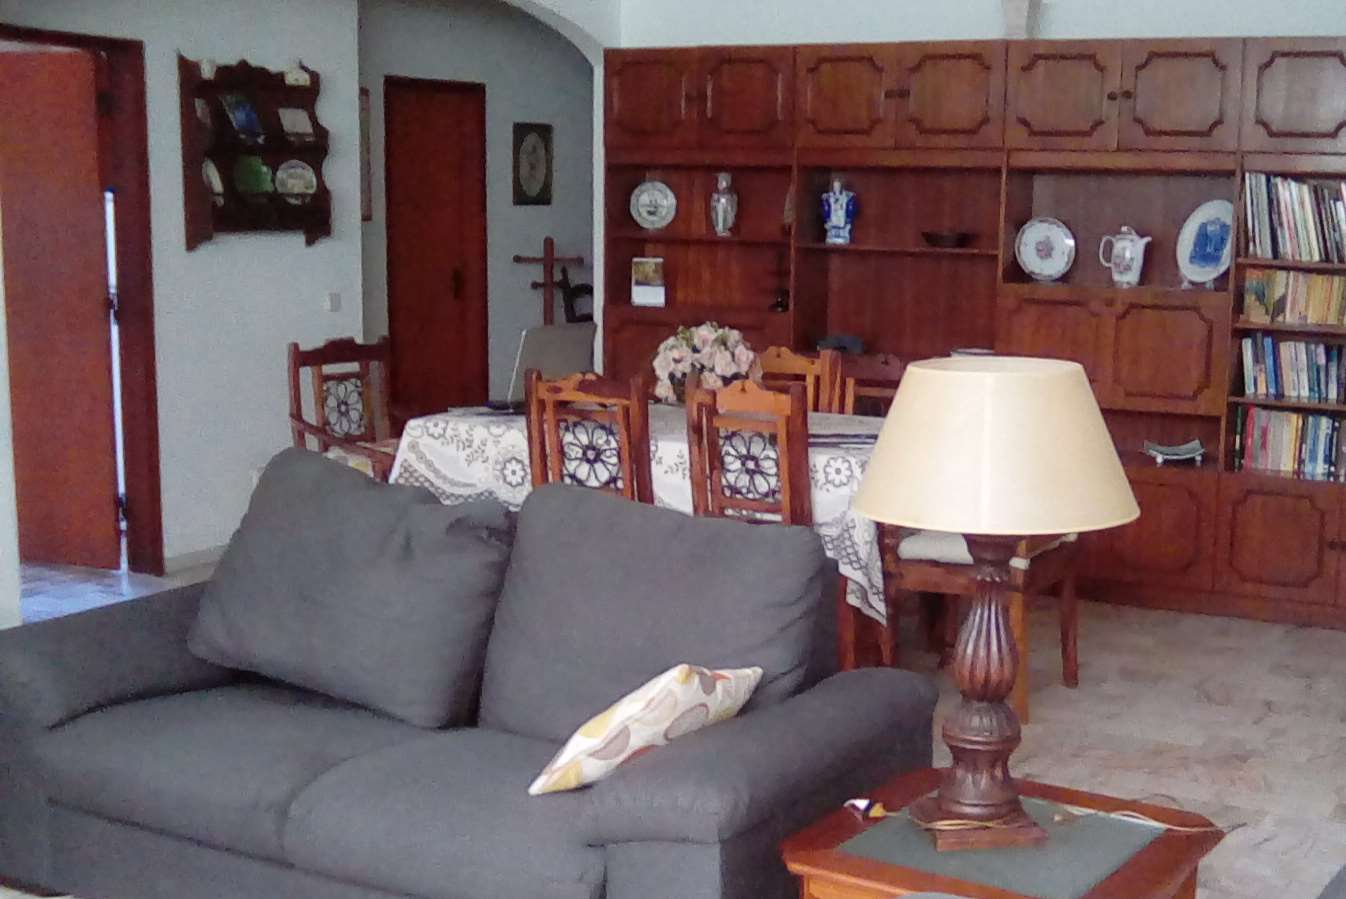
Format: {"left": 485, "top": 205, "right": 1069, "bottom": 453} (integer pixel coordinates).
{"left": 1232, "top": 406, "right": 1346, "bottom": 481}
{"left": 1242, "top": 269, "right": 1346, "bottom": 325}
{"left": 1240, "top": 335, "right": 1346, "bottom": 403}
{"left": 1243, "top": 172, "right": 1346, "bottom": 263}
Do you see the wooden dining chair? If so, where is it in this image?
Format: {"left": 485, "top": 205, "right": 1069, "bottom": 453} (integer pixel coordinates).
{"left": 831, "top": 352, "right": 905, "bottom": 416}
{"left": 288, "top": 337, "right": 398, "bottom": 481}
{"left": 524, "top": 369, "right": 653, "bottom": 504}
{"left": 685, "top": 376, "right": 867, "bottom": 670}
{"left": 757, "top": 346, "right": 840, "bottom": 413}
{"left": 885, "top": 533, "right": 1081, "bottom": 723}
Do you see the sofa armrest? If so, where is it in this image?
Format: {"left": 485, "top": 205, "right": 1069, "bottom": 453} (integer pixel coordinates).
{"left": 583, "top": 668, "right": 937, "bottom": 845}
{"left": 0, "top": 583, "right": 236, "bottom": 729}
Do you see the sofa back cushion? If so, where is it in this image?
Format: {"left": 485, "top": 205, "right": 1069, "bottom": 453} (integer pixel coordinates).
{"left": 189, "top": 449, "right": 513, "bottom": 728}
{"left": 479, "top": 485, "right": 829, "bottom": 744}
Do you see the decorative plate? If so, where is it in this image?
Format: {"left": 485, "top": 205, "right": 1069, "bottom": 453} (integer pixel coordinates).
{"left": 201, "top": 159, "right": 225, "bottom": 207}
{"left": 232, "top": 155, "right": 273, "bottom": 195}
{"left": 1176, "top": 199, "right": 1233, "bottom": 286}
{"left": 629, "top": 180, "right": 677, "bottom": 230}
{"left": 1015, "top": 217, "right": 1076, "bottom": 282}
{"left": 275, "top": 159, "right": 318, "bottom": 205}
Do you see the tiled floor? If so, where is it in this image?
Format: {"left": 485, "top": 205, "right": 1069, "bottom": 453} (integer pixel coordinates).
{"left": 20, "top": 561, "right": 215, "bottom": 623}
{"left": 2, "top": 597, "right": 1344, "bottom": 898}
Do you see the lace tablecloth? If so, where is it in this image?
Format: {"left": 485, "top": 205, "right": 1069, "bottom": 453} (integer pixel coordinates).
{"left": 390, "top": 404, "right": 888, "bottom": 622}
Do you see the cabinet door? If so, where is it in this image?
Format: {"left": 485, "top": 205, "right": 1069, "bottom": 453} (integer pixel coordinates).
{"left": 1118, "top": 40, "right": 1242, "bottom": 151}
{"left": 605, "top": 49, "right": 698, "bottom": 149}
{"left": 893, "top": 41, "right": 1006, "bottom": 148}
{"left": 1215, "top": 474, "right": 1341, "bottom": 606}
{"left": 995, "top": 290, "right": 1112, "bottom": 389}
{"left": 699, "top": 47, "right": 794, "bottom": 148}
{"left": 1106, "top": 293, "right": 1230, "bottom": 415}
{"left": 795, "top": 44, "right": 900, "bottom": 148}
{"left": 1083, "top": 467, "right": 1217, "bottom": 590}
{"left": 1242, "top": 38, "right": 1346, "bottom": 154}
{"left": 1006, "top": 41, "right": 1122, "bottom": 150}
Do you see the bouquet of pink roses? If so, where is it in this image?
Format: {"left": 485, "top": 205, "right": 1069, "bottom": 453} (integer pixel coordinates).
{"left": 651, "top": 322, "right": 761, "bottom": 403}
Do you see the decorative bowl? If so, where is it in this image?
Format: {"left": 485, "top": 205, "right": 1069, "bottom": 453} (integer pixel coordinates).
{"left": 921, "top": 230, "right": 974, "bottom": 249}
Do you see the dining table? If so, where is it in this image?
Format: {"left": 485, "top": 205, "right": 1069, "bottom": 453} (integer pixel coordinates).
{"left": 389, "top": 403, "right": 890, "bottom": 622}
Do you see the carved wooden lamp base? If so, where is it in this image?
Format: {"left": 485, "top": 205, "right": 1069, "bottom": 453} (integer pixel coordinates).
{"left": 914, "top": 534, "right": 1048, "bottom": 852}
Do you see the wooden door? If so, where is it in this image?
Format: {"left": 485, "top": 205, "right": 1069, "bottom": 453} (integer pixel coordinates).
{"left": 893, "top": 41, "right": 1006, "bottom": 148}
{"left": 698, "top": 47, "right": 794, "bottom": 148}
{"left": 1106, "top": 292, "right": 1229, "bottom": 415}
{"left": 995, "top": 289, "right": 1113, "bottom": 389}
{"left": 0, "top": 50, "right": 120, "bottom": 568}
{"left": 1006, "top": 41, "right": 1122, "bottom": 150}
{"left": 1242, "top": 38, "right": 1346, "bottom": 154}
{"left": 1215, "top": 473, "right": 1340, "bottom": 606}
{"left": 795, "top": 44, "right": 900, "bottom": 148}
{"left": 1118, "top": 40, "right": 1242, "bottom": 152}
{"left": 384, "top": 78, "right": 488, "bottom": 415}
{"left": 605, "top": 49, "right": 699, "bottom": 149}
{"left": 1082, "top": 467, "right": 1216, "bottom": 590}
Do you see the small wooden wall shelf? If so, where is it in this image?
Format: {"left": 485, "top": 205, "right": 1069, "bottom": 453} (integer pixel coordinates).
{"left": 179, "top": 55, "right": 332, "bottom": 249}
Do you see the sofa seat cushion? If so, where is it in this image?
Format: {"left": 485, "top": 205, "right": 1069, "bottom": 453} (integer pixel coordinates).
{"left": 480, "top": 484, "right": 831, "bottom": 744}
{"left": 285, "top": 728, "right": 604, "bottom": 899}
{"left": 34, "top": 683, "right": 424, "bottom": 863}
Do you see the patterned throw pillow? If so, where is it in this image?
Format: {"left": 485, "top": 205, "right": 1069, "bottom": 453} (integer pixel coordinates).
{"left": 528, "top": 663, "right": 763, "bottom": 796}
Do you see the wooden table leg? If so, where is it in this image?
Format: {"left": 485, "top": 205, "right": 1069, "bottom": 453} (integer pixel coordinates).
{"left": 1008, "top": 591, "right": 1029, "bottom": 724}
{"left": 836, "top": 576, "right": 857, "bottom": 672}
{"left": 1060, "top": 574, "right": 1080, "bottom": 688}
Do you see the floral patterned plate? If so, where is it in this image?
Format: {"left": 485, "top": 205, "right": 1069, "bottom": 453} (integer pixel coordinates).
{"left": 1015, "top": 216, "right": 1076, "bottom": 282}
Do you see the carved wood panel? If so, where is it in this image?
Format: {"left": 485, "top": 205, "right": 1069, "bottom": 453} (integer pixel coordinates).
{"left": 1006, "top": 41, "right": 1121, "bottom": 150}
{"left": 605, "top": 50, "right": 697, "bottom": 149}
{"left": 1083, "top": 468, "right": 1216, "bottom": 590}
{"left": 1242, "top": 38, "right": 1346, "bottom": 154}
{"left": 700, "top": 47, "right": 795, "bottom": 148}
{"left": 1215, "top": 475, "right": 1341, "bottom": 605}
{"left": 1108, "top": 298, "right": 1228, "bottom": 415}
{"left": 893, "top": 41, "right": 1005, "bottom": 148}
{"left": 795, "top": 44, "right": 899, "bottom": 148}
{"left": 1119, "top": 39, "right": 1242, "bottom": 151}
{"left": 995, "top": 292, "right": 1112, "bottom": 387}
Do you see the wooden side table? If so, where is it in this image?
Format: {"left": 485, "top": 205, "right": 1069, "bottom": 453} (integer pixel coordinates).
{"left": 782, "top": 769, "right": 1224, "bottom": 899}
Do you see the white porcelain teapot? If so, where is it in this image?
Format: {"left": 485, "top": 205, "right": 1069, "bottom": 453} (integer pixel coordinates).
{"left": 1098, "top": 226, "right": 1152, "bottom": 288}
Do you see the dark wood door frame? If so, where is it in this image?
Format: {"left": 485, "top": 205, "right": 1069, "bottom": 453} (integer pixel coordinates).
{"left": 383, "top": 76, "right": 489, "bottom": 416}
{"left": 0, "top": 24, "right": 164, "bottom": 574}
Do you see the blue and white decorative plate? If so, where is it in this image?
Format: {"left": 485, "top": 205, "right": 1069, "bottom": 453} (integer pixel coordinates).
{"left": 1176, "top": 200, "right": 1233, "bottom": 286}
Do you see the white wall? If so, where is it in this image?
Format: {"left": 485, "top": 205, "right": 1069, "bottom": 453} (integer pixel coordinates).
{"left": 619, "top": 0, "right": 1346, "bottom": 45}
{"left": 360, "top": 0, "right": 595, "bottom": 397}
{"left": 0, "top": 0, "right": 364, "bottom": 561}
{"left": 0, "top": 196, "right": 18, "bottom": 629}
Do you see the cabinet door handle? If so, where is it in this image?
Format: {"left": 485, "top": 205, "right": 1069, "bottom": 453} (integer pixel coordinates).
{"left": 1120, "top": 88, "right": 1135, "bottom": 100}
{"left": 1106, "top": 90, "right": 1120, "bottom": 101}
{"left": 451, "top": 268, "right": 464, "bottom": 301}
{"left": 884, "top": 87, "right": 911, "bottom": 100}
{"left": 1328, "top": 538, "right": 1345, "bottom": 552}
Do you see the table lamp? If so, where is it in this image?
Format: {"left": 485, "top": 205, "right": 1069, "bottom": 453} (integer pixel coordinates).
{"left": 853, "top": 357, "right": 1138, "bottom": 851}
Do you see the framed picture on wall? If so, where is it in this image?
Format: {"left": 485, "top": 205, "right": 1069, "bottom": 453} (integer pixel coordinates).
{"left": 359, "top": 87, "right": 372, "bottom": 221}
{"left": 512, "top": 122, "right": 553, "bottom": 206}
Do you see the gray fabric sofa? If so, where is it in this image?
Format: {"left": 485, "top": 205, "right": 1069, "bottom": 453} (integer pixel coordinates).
{"left": 0, "top": 452, "right": 936, "bottom": 899}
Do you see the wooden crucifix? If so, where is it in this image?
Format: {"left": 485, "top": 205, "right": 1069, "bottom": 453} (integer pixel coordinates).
{"left": 512, "top": 236, "right": 586, "bottom": 325}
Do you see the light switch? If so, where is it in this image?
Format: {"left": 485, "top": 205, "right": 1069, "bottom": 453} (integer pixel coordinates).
{"left": 325, "top": 291, "right": 342, "bottom": 312}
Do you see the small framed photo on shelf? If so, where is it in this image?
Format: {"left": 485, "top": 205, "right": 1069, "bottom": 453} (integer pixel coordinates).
{"left": 631, "top": 257, "right": 666, "bottom": 308}
{"left": 512, "top": 122, "right": 553, "bottom": 206}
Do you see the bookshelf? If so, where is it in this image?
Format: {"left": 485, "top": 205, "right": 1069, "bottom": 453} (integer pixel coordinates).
{"left": 603, "top": 36, "right": 1346, "bottom": 630}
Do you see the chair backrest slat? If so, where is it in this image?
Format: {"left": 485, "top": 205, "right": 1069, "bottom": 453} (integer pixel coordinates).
{"left": 835, "top": 353, "right": 904, "bottom": 416}
{"left": 686, "top": 377, "right": 812, "bottom": 526}
{"left": 757, "top": 346, "right": 839, "bottom": 414}
{"left": 525, "top": 369, "right": 653, "bottom": 504}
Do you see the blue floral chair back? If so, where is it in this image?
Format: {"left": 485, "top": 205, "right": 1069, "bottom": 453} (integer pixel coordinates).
{"left": 524, "top": 369, "right": 653, "bottom": 504}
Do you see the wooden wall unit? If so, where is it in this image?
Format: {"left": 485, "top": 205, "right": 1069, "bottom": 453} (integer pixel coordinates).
{"left": 603, "top": 35, "right": 1346, "bottom": 630}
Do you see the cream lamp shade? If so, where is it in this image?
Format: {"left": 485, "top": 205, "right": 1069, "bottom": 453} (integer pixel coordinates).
{"left": 852, "top": 356, "right": 1139, "bottom": 535}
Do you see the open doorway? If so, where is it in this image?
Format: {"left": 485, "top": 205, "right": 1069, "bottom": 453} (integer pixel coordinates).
{"left": 0, "top": 27, "right": 166, "bottom": 621}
